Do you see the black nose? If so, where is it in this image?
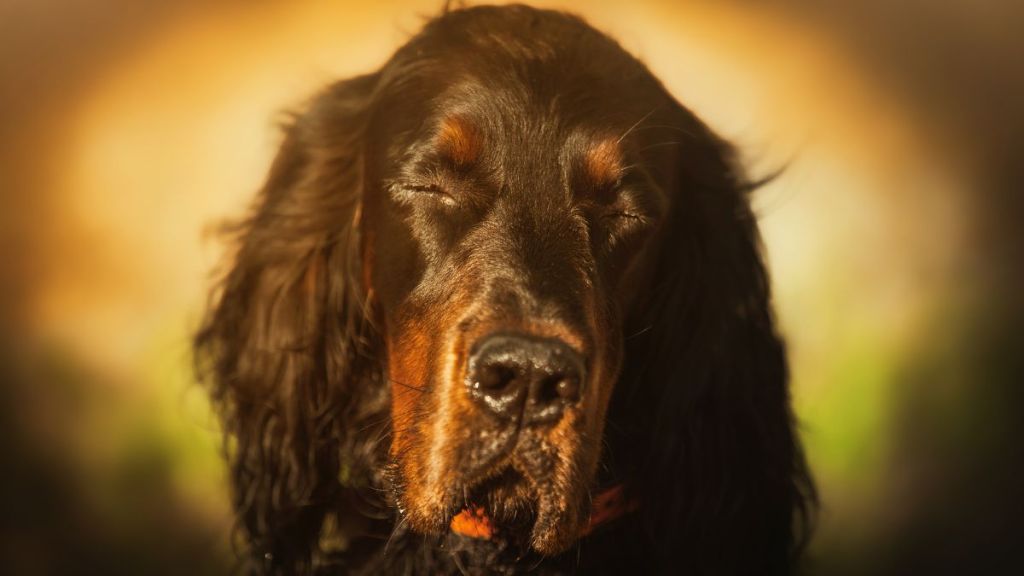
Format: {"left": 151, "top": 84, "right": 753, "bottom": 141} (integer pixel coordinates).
{"left": 466, "top": 334, "right": 585, "bottom": 426}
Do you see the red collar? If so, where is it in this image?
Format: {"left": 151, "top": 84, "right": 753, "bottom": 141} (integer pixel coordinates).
{"left": 450, "top": 484, "right": 638, "bottom": 540}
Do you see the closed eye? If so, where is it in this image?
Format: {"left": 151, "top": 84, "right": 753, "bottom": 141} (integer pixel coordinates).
{"left": 407, "top": 183, "right": 448, "bottom": 195}
{"left": 393, "top": 181, "right": 457, "bottom": 206}
{"left": 602, "top": 211, "right": 648, "bottom": 223}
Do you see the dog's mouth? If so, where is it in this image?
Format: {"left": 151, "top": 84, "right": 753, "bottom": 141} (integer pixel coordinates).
{"left": 451, "top": 463, "right": 539, "bottom": 540}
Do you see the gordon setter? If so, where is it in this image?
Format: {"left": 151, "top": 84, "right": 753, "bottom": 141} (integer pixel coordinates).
{"left": 195, "top": 4, "right": 815, "bottom": 575}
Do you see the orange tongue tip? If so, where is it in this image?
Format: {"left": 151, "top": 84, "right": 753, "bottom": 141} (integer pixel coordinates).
{"left": 451, "top": 506, "right": 495, "bottom": 539}
{"left": 449, "top": 484, "right": 637, "bottom": 541}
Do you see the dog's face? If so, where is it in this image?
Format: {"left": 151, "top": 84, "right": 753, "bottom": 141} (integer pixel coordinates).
{"left": 358, "top": 11, "right": 680, "bottom": 553}
{"left": 195, "top": 6, "right": 811, "bottom": 570}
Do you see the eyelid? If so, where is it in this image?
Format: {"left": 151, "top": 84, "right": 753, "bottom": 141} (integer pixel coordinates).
{"left": 406, "top": 183, "right": 446, "bottom": 194}
{"left": 397, "top": 181, "right": 457, "bottom": 206}
{"left": 603, "top": 210, "right": 647, "bottom": 222}
{"left": 595, "top": 186, "right": 648, "bottom": 221}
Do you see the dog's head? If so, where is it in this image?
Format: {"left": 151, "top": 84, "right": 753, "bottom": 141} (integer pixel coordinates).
{"left": 361, "top": 9, "right": 679, "bottom": 553}
{"left": 197, "top": 5, "right": 814, "bottom": 573}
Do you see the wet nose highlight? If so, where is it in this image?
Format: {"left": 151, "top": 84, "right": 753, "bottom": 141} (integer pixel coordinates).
{"left": 466, "top": 333, "right": 585, "bottom": 425}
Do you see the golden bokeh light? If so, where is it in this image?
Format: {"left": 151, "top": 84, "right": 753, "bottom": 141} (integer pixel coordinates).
{"left": 3, "top": 1, "right": 1019, "bottom": 573}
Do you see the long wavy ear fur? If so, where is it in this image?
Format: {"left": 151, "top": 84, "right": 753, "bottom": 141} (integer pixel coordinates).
{"left": 194, "top": 74, "right": 384, "bottom": 574}
{"left": 613, "top": 107, "right": 817, "bottom": 574}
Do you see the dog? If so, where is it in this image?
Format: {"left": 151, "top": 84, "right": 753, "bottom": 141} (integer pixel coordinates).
{"left": 195, "top": 4, "right": 815, "bottom": 574}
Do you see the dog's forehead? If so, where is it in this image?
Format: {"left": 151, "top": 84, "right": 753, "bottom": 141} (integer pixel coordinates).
{"left": 422, "top": 79, "right": 637, "bottom": 168}
{"left": 389, "top": 13, "right": 665, "bottom": 145}
{"left": 367, "top": 10, "right": 681, "bottom": 200}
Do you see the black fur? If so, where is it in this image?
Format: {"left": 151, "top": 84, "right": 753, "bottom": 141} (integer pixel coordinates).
{"left": 195, "top": 5, "right": 815, "bottom": 574}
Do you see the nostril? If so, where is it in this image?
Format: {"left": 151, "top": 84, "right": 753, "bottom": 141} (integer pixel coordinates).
{"left": 474, "top": 364, "right": 517, "bottom": 393}
{"left": 533, "top": 374, "right": 563, "bottom": 406}
{"left": 554, "top": 376, "right": 580, "bottom": 402}
{"left": 534, "top": 373, "right": 580, "bottom": 405}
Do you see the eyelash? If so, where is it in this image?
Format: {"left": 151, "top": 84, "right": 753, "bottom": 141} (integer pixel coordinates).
{"left": 397, "top": 182, "right": 456, "bottom": 205}
{"left": 396, "top": 180, "right": 647, "bottom": 226}
{"left": 603, "top": 211, "right": 645, "bottom": 222}
{"left": 407, "top": 183, "right": 442, "bottom": 193}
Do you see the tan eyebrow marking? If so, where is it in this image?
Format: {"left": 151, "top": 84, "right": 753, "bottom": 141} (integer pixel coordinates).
{"left": 583, "top": 137, "right": 624, "bottom": 189}
{"left": 437, "top": 116, "right": 483, "bottom": 167}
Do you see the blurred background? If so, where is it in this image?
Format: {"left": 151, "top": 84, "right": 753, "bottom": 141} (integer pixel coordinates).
{"left": 2, "top": 0, "right": 1021, "bottom": 574}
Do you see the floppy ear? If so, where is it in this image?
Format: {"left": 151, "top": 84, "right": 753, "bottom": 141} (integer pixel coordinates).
{"left": 195, "top": 74, "right": 383, "bottom": 573}
{"left": 615, "top": 109, "right": 816, "bottom": 574}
